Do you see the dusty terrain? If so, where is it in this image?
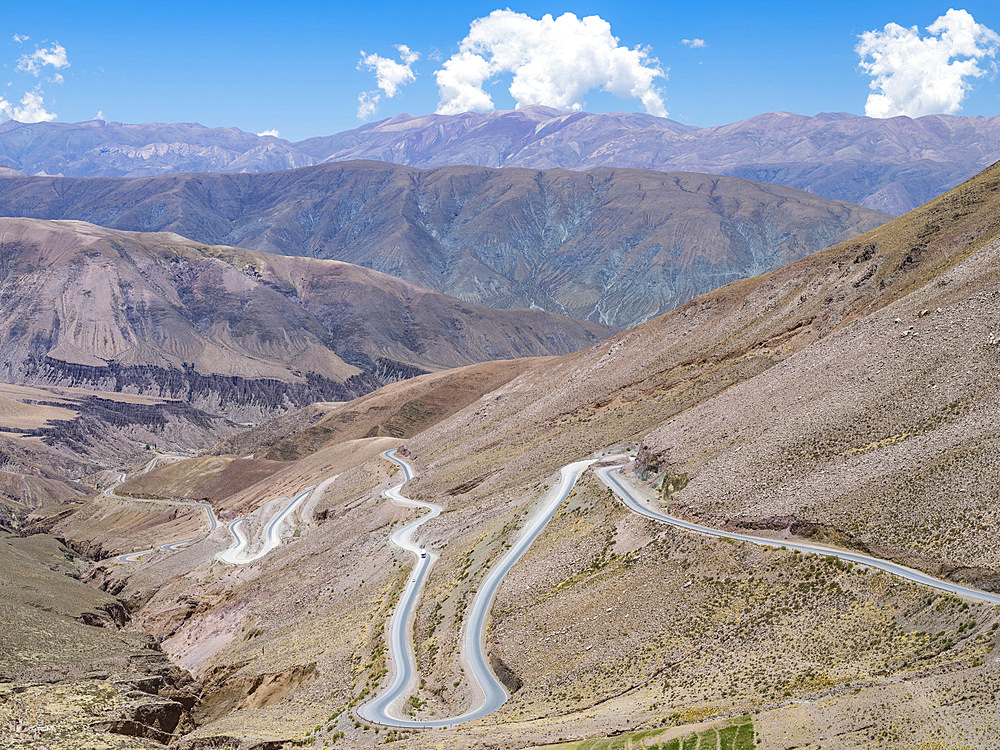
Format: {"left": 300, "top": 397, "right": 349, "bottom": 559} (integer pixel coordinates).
{"left": 212, "top": 358, "right": 543, "bottom": 462}
{"left": 641, "top": 240, "right": 1000, "bottom": 587}
{"left": 0, "top": 534, "right": 201, "bottom": 747}
{"left": 342, "top": 161, "right": 1000, "bottom": 745}
{"left": 0, "top": 381, "right": 232, "bottom": 536}
{"left": 4, "top": 164, "right": 1000, "bottom": 749}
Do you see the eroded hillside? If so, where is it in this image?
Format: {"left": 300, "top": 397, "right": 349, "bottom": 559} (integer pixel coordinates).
{"left": 7, "top": 164, "right": 1000, "bottom": 749}
{"left": 0, "top": 163, "right": 889, "bottom": 326}
{"left": 0, "top": 218, "right": 609, "bottom": 421}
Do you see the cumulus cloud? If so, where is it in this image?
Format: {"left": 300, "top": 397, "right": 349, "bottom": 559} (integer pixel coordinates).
{"left": 17, "top": 43, "right": 69, "bottom": 77}
{"left": 681, "top": 38, "right": 706, "bottom": 48}
{"left": 12, "top": 34, "right": 29, "bottom": 43}
{"left": 0, "top": 88, "right": 57, "bottom": 123}
{"left": 257, "top": 128, "right": 280, "bottom": 137}
{"left": 857, "top": 9, "right": 1000, "bottom": 118}
{"left": 360, "top": 44, "right": 419, "bottom": 98}
{"left": 434, "top": 11, "right": 667, "bottom": 116}
{"left": 356, "top": 44, "right": 420, "bottom": 119}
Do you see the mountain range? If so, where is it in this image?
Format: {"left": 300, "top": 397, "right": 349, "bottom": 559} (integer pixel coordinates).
{"left": 2, "top": 108, "right": 998, "bottom": 213}
{"left": 0, "top": 218, "right": 608, "bottom": 422}
{"left": 0, "top": 162, "right": 889, "bottom": 327}
{"left": 3, "top": 103, "right": 1000, "bottom": 750}
{"left": 18, "top": 159, "right": 999, "bottom": 749}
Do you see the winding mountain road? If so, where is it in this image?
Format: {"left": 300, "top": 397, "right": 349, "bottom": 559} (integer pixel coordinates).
{"left": 106, "top": 452, "right": 323, "bottom": 565}
{"left": 113, "top": 498, "right": 220, "bottom": 563}
{"left": 359, "top": 452, "right": 1000, "bottom": 729}
{"left": 596, "top": 464, "right": 1000, "bottom": 606}
{"left": 109, "top": 445, "right": 1000, "bottom": 729}
{"left": 356, "top": 450, "right": 442, "bottom": 726}
{"left": 105, "top": 462, "right": 220, "bottom": 563}
{"left": 358, "top": 450, "right": 597, "bottom": 728}
{"left": 215, "top": 486, "right": 315, "bottom": 565}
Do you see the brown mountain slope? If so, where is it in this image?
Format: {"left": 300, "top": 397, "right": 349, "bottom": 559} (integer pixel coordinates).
{"left": 0, "top": 533, "right": 201, "bottom": 746}
{"left": 52, "top": 162, "right": 1000, "bottom": 749}
{"left": 334, "top": 156, "right": 1000, "bottom": 746}
{"left": 0, "top": 219, "right": 609, "bottom": 420}
{"left": 404, "top": 159, "right": 1000, "bottom": 507}
{"left": 0, "top": 380, "right": 238, "bottom": 530}
{"left": 113, "top": 358, "right": 539, "bottom": 516}
{"left": 116, "top": 455, "right": 289, "bottom": 506}
{"left": 0, "top": 162, "right": 890, "bottom": 327}
{"left": 358, "top": 161, "right": 1000, "bottom": 721}
{"left": 635, "top": 232, "right": 1000, "bottom": 589}
{"left": 211, "top": 357, "right": 542, "bottom": 462}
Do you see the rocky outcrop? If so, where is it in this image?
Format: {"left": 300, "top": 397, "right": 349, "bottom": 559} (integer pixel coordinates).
{"left": 174, "top": 737, "right": 286, "bottom": 750}
{"left": 23, "top": 358, "right": 375, "bottom": 426}
{"left": 488, "top": 645, "right": 523, "bottom": 695}
{"left": 76, "top": 600, "right": 129, "bottom": 628}
{"left": 91, "top": 701, "right": 187, "bottom": 744}
{"left": 92, "top": 665, "right": 201, "bottom": 744}
{"left": 194, "top": 663, "right": 318, "bottom": 726}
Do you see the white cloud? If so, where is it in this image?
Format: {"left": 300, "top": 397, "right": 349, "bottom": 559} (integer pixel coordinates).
{"left": 857, "top": 8, "right": 1000, "bottom": 118}
{"left": 17, "top": 43, "right": 69, "bottom": 77}
{"left": 356, "top": 91, "right": 380, "bottom": 119}
{"left": 12, "top": 34, "right": 29, "bottom": 44}
{"left": 681, "top": 38, "right": 706, "bottom": 48}
{"left": 356, "top": 44, "right": 420, "bottom": 119}
{"left": 0, "top": 88, "right": 57, "bottom": 123}
{"left": 95, "top": 110, "right": 104, "bottom": 120}
{"left": 359, "top": 44, "right": 419, "bottom": 98}
{"left": 434, "top": 10, "right": 667, "bottom": 116}
{"left": 257, "top": 128, "right": 280, "bottom": 137}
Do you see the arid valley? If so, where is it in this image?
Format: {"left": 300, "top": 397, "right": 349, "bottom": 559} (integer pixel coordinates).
{"left": 2, "top": 4, "right": 1000, "bottom": 750}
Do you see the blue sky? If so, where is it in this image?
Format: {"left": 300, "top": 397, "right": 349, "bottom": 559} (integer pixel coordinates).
{"left": 3, "top": 1, "right": 999, "bottom": 140}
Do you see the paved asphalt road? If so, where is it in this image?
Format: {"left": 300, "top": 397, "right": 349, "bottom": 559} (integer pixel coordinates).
{"left": 105, "top": 461, "right": 219, "bottom": 563}
{"left": 215, "top": 487, "right": 314, "bottom": 565}
{"left": 110, "top": 445, "right": 1000, "bottom": 730}
{"left": 362, "top": 454, "right": 1000, "bottom": 728}
{"left": 110, "top": 453, "right": 321, "bottom": 566}
{"left": 357, "top": 450, "right": 443, "bottom": 727}
{"left": 359, "top": 450, "right": 598, "bottom": 728}
{"left": 596, "top": 464, "right": 1000, "bottom": 605}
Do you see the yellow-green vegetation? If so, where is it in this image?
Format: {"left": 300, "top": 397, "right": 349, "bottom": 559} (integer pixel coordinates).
{"left": 0, "top": 680, "right": 162, "bottom": 750}
{"left": 0, "top": 535, "right": 161, "bottom": 679}
{"left": 837, "top": 431, "right": 912, "bottom": 457}
{"left": 480, "top": 476, "right": 1000, "bottom": 740}
{"left": 535, "top": 716, "right": 754, "bottom": 750}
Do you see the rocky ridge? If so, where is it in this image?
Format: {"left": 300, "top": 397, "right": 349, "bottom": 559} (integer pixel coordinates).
{"left": 0, "top": 218, "right": 610, "bottom": 420}
{"left": 0, "top": 163, "right": 889, "bottom": 327}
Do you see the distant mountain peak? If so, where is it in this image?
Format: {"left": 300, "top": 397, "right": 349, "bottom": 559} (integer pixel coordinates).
{"left": 0, "top": 111, "right": 997, "bottom": 212}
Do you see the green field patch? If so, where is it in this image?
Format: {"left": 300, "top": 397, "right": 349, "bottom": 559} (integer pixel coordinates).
{"left": 531, "top": 716, "right": 754, "bottom": 750}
